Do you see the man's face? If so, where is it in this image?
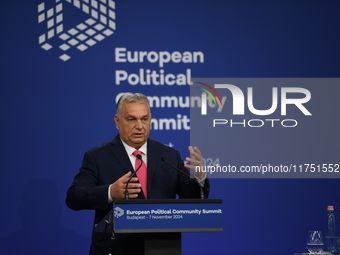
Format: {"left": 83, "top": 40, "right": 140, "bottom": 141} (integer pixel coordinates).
{"left": 114, "top": 102, "right": 151, "bottom": 149}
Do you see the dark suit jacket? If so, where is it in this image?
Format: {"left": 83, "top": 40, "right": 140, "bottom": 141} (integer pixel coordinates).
{"left": 66, "top": 135, "right": 210, "bottom": 255}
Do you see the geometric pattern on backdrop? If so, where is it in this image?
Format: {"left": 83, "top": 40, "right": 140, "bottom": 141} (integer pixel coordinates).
{"left": 38, "top": 0, "right": 116, "bottom": 61}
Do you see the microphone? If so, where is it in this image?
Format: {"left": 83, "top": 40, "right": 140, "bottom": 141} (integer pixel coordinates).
{"left": 125, "top": 154, "right": 143, "bottom": 199}
{"left": 161, "top": 157, "right": 205, "bottom": 199}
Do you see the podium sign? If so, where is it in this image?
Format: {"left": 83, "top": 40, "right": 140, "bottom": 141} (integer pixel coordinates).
{"left": 113, "top": 199, "right": 223, "bottom": 233}
{"left": 95, "top": 199, "right": 222, "bottom": 255}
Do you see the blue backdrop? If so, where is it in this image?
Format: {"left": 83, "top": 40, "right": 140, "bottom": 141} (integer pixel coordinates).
{"left": 1, "top": 0, "right": 340, "bottom": 254}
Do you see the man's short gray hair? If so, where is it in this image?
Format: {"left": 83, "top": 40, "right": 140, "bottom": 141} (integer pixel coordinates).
{"left": 116, "top": 92, "right": 150, "bottom": 117}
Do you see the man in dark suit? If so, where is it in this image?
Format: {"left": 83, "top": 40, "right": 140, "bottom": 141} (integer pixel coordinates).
{"left": 66, "top": 92, "right": 209, "bottom": 255}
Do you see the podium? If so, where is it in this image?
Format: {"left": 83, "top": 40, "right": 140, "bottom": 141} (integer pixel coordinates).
{"left": 96, "top": 199, "right": 223, "bottom": 255}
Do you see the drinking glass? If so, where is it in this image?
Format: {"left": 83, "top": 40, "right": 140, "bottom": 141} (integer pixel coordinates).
{"left": 306, "top": 230, "right": 324, "bottom": 254}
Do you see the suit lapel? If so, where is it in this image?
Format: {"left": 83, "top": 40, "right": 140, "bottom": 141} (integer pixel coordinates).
{"left": 147, "top": 139, "right": 161, "bottom": 193}
{"left": 109, "top": 135, "right": 134, "bottom": 175}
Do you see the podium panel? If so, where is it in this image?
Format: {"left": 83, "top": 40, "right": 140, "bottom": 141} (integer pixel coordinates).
{"left": 113, "top": 199, "right": 223, "bottom": 233}
{"left": 95, "top": 199, "right": 223, "bottom": 255}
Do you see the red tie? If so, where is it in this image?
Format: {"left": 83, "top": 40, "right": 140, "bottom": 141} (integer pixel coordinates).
{"left": 132, "top": 150, "right": 147, "bottom": 199}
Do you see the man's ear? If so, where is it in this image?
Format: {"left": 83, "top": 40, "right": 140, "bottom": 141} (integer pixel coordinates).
{"left": 114, "top": 115, "right": 119, "bottom": 128}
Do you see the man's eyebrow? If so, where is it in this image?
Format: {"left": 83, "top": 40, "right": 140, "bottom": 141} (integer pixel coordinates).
{"left": 125, "top": 114, "right": 149, "bottom": 118}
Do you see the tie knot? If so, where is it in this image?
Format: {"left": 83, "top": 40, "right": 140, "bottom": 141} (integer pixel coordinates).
{"left": 133, "top": 150, "right": 142, "bottom": 157}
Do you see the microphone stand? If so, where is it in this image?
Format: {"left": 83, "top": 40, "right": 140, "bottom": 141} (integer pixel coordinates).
{"left": 125, "top": 154, "right": 143, "bottom": 200}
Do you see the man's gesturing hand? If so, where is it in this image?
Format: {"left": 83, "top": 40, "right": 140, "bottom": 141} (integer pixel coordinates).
{"left": 109, "top": 172, "right": 141, "bottom": 199}
{"left": 184, "top": 146, "right": 206, "bottom": 180}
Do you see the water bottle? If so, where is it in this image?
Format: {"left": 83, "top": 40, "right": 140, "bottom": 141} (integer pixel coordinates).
{"left": 326, "top": 205, "right": 338, "bottom": 253}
